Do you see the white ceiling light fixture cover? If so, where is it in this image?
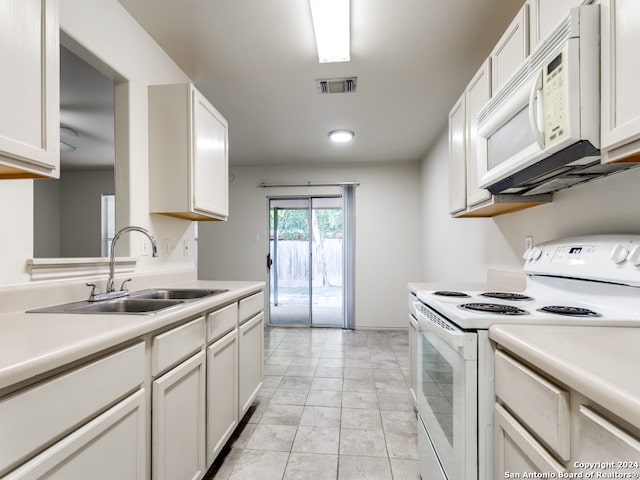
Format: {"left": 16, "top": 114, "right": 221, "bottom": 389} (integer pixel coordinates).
{"left": 60, "top": 141, "right": 76, "bottom": 152}
{"left": 329, "top": 129, "right": 354, "bottom": 143}
{"left": 309, "top": 0, "right": 350, "bottom": 63}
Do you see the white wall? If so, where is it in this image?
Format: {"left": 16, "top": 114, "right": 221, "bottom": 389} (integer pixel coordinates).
{"left": 0, "top": 0, "right": 198, "bottom": 286}
{"left": 421, "top": 128, "right": 640, "bottom": 282}
{"left": 421, "top": 129, "right": 497, "bottom": 282}
{"left": 33, "top": 179, "right": 61, "bottom": 258}
{"left": 61, "top": 170, "right": 114, "bottom": 257}
{"left": 34, "top": 170, "right": 115, "bottom": 258}
{"left": 198, "top": 162, "right": 422, "bottom": 329}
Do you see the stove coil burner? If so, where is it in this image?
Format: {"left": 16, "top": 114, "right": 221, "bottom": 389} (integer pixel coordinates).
{"left": 459, "top": 303, "right": 529, "bottom": 315}
{"left": 433, "top": 291, "right": 470, "bottom": 298}
{"left": 480, "top": 292, "right": 534, "bottom": 301}
{"left": 538, "top": 306, "right": 600, "bottom": 317}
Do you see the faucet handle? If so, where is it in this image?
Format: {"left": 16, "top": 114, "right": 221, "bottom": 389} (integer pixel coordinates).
{"left": 120, "top": 278, "right": 132, "bottom": 292}
{"left": 86, "top": 282, "right": 100, "bottom": 299}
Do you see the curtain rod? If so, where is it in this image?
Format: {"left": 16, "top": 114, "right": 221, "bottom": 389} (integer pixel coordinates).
{"left": 258, "top": 181, "right": 359, "bottom": 188}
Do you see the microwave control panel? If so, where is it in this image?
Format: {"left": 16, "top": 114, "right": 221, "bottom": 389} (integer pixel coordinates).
{"left": 542, "top": 49, "right": 568, "bottom": 146}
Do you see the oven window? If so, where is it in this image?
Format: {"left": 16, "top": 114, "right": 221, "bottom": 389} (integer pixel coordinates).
{"left": 421, "top": 334, "right": 454, "bottom": 446}
{"left": 487, "top": 105, "right": 536, "bottom": 169}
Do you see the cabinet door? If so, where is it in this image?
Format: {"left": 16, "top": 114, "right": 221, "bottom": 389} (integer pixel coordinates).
{"left": 490, "top": 4, "right": 529, "bottom": 94}
{"left": 528, "top": 0, "right": 581, "bottom": 52}
{"left": 465, "top": 59, "right": 492, "bottom": 207}
{"left": 448, "top": 93, "right": 467, "bottom": 215}
{"left": 494, "top": 404, "right": 567, "bottom": 477}
{"left": 3, "top": 390, "right": 146, "bottom": 480}
{"left": 191, "top": 88, "right": 229, "bottom": 220}
{"left": 153, "top": 351, "right": 206, "bottom": 480}
{"left": 601, "top": 0, "right": 640, "bottom": 163}
{"left": 574, "top": 406, "right": 640, "bottom": 476}
{"left": 238, "top": 313, "right": 264, "bottom": 418}
{"left": 0, "top": 0, "right": 59, "bottom": 178}
{"left": 206, "top": 329, "right": 238, "bottom": 464}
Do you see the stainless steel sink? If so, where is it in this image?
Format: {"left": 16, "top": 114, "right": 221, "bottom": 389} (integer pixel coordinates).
{"left": 27, "top": 287, "right": 228, "bottom": 315}
{"left": 71, "top": 299, "right": 184, "bottom": 313}
{"left": 130, "top": 288, "right": 228, "bottom": 300}
{"left": 27, "top": 298, "right": 185, "bottom": 315}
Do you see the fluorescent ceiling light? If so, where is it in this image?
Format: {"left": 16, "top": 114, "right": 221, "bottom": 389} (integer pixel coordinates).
{"left": 329, "top": 129, "right": 354, "bottom": 143}
{"left": 309, "top": 0, "right": 350, "bottom": 63}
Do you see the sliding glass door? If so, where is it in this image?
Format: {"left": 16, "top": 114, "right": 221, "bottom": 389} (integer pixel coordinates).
{"left": 268, "top": 196, "right": 343, "bottom": 327}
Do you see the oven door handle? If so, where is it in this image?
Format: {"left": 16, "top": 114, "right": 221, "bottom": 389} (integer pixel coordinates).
{"left": 412, "top": 302, "right": 477, "bottom": 359}
{"left": 413, "top": 302, "right": 465, "bottom": 348}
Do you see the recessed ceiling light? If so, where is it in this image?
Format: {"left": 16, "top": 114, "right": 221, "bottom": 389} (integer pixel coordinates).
{"left": 309, "top": 0, "right": 350, "bottom": 63}
{"left": 328, "top": 130, "right": 354, "bottom": 143}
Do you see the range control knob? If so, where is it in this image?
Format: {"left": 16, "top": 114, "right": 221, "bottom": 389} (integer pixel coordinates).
{"left": 610, "top": 244, "right": 630, "bottom": 264}
{"left": 530, "top": 247, "right": 543, "bottom": 261}
{"left": 628, "top": 245, "right": 640, "bottom": 266}
{"left": 523, "top": 248, "right": 533, "bottom": 261}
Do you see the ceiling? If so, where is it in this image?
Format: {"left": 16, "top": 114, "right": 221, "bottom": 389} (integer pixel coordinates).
{"left": 113, "top": 0, "right": 522, "bottom": 167}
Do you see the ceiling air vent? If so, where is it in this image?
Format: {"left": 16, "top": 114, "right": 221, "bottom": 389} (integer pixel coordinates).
{"left": 316, "top": 77, "right": 357, "bottom": 94}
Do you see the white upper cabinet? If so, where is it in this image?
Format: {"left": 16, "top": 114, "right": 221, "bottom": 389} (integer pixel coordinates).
{"left": 465, "top": 59, "right": 492, "bottom": 208}
{"left": 490, "top": 4, "right": 529, "bottom": 94}
{"left": 600, "top": 0, "right": 640, "bottom": 164}
{"left": 448, "top": 59, "right": 550, "bottom": 217}
{"left": 0, "top": 0, "right": 59, "bottom": 179}
{"left": 448, "top": 94, "right": 467, "bottom": 215}
{"left": 149, "top": 83, "right": 229, "bottom": 221}
{"left": 527, "top": 0, "right": 583, "bottom": 52}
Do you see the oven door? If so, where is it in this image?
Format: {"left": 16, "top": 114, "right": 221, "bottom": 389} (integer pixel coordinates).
{"left": 414, "top": 302, "right": 478, "bottom": 480}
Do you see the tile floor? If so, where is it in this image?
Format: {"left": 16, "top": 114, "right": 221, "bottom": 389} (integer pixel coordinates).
{"left": 204, "top": 326, "right": 420, "bottom": 480}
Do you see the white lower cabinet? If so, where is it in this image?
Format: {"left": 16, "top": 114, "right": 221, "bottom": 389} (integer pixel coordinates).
{"left": 0, "top": 342, "right": 145, "bottom": 478}
{"left": 494, "top": 348, "right": 640, "bottom": 478}
{"left": 238, "top": 313, "right": 264, "bottom": 418}
{"left": 3, "top": 389, "right": 146, "bottom": 480}
{"left": 152, "top": 350, "right": 206, "bottom": 480}
{"left": 206, "top": 329, "right": 238, "bottom": 464}
{"left": 0, "top": 288, "right": 265, "bottom": 480}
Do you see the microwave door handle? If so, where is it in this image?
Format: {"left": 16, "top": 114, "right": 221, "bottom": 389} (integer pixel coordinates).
{"left": 528, "top": 69, "right": 545, "bottom": 149}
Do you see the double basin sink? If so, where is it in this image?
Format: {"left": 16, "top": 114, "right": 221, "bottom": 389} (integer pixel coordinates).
{"left": 28, "top": 288, "right": 229, "bottom": 315}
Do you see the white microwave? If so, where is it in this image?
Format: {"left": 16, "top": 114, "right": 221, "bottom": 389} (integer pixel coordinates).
{"left": 476, "top": 5, "right": 601, "bottom": 196}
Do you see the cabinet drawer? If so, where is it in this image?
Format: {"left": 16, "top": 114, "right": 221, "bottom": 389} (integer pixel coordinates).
{"left": 495, "top": 403, "right": 567, "bottom": 475}
{"left": 207, "top": 303, "right": 238, "bottom": 343}
{"left": 0, "top": 342, "right": 145, "bottom": 476}
{"left": 238, "top": 291, "right": 264, "bottom": 324}
{"left": 152, "top": 317, "right": 205, "bottom": 376}
{"left": 495, "top": 350, "right": 570, "bottom": 460}
{"left": 2, "top": 389, "right": 147, "bottom": 480}
{"left": 575, "top": 405, "right": 640, "bottom": 474}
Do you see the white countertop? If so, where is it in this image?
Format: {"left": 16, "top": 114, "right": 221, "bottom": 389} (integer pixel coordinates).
{"left": 0, "top": 280, "right": 264, "bottom": 392}
{"left": 489, "top": 324, "right": 640, "bottom": 430}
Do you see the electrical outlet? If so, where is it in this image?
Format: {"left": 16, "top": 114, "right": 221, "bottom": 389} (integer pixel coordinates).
{"left": 141, "top": 238, "right": 149, "bottom": 256}
{"left": 525, "top": 236, "right": 533, "bottom": 250}
{"left": 164, "top": 239, "right": 171, "bottom": 256}
{"left": 183, "top": 239, "right": 190, "bottom": 256}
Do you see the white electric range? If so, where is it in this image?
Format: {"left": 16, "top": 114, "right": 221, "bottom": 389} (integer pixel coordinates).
{"left": 410, "top": 234, "right": 640, "bottom": 480}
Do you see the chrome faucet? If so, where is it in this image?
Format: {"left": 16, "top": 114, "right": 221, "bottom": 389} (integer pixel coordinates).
{"left": 87, "top": 226, "right": 158, "bottom": 302}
